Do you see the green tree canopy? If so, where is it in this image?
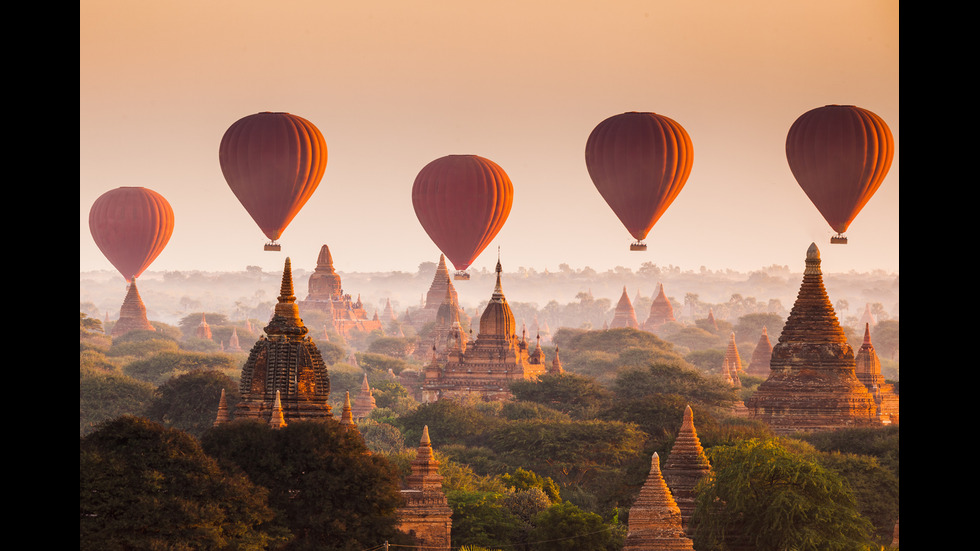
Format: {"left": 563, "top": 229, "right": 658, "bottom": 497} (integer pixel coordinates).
{"left": 509, "top": 372, "right": 610, "bottom": 418}
{"left": 80, "top": 366, "right": 155, "bottom": 436}
{"left": 692, "top": 437, "right": 876, "bottom": 551}
{"left": 80, "top": 416, "right": 284, "bottom": 550}
{"left": 527, "top": 500, "right": 625, "bottom": 551}
{"left": 612, "top": 362, "right": 738, "bottom": 410}
{"left": 144, "top": 369, "right": 241, "bottom": 438}
{"left": 200, "top": 418, "right": 411, "bottom": 551}
{"left": 123, "top": 350, "right": 239, "bottom": 385}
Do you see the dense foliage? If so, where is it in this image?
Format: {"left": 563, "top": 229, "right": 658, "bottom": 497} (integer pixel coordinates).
{"left": 692, "top": 437, "right": 877, "bottom": 551}
{"left": 200, "top": 419, "right": 413, "bottom": 551}
{"left": 80, "top": 416, "right": 283, "bottom": 550}
{"left": 79, "top": 306, "right": 899, "bottom": 550}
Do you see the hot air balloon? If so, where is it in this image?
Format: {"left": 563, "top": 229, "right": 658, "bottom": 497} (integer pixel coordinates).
{"left": 412, "top": 154, "right": 513, "bottom": 280}
{"left": 218, "top": 112, "right": 327, "bottom": 251}
{"left": 785, "top": 105, "right": 894, "bottom": 244}
{"left": 585, "top": 112, "right": 693, "bottom": 251}
{"left": 89, "top": 187, "right": 175, "bottom": 282}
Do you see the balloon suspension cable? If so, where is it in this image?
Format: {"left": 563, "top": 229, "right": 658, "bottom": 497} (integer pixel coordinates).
{"left": 630, "top": 240, "right": 648, "bottom": 251}
{"left": 830, "top": 234, "right": 848, "bottom": 245}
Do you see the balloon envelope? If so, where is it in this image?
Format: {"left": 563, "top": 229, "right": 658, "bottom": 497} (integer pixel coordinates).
{"left": 412, "top": 155, "right": 513, "bottom": 272}
{"left": 89, "top": 187, "right": 175, "bottom": 282}
{"left": 785, "top": 104, "right": 894, "bottom": 236}
{"left": 585, "top": 112, "right": 693, "bottom": 245}
{"left": 219, "top": 112, "right": 327, "bottom": 243}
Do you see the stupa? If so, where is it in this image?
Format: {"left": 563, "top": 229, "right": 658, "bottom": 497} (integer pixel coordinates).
{"left": 351, "top": 374, "right": 377, "bottom": 420}
{"left": 196, "top": 313, "right": 212, "bottom": 340}
{"left": 298, "top": 245, "right": 382, "bottom": 338}
{"left": 411, "top": 255, "right": 464, "bottom": 328}
{"left": 744, "top": 326, "right": 773, "bottom": 376}
{"left": 623, "top": 452, "right": 695, "bottom": 550}
{"left": 420, "top": 258, "right": 547, "bottom": 402}
{"left": 396, "top": 426, "right": 452, "bottom": 550}
{"left": 610, "top": 286, "right": 640, "bottom": 329}
{"left": 721, "top": 332, "right": 742, "bottom": 387}
{"left": 415, "top": 277, "right": 468, "bottom": 363}
{"left": 111, "top": 281, "right": 155, "bottom": 337}
{"left": 643, "top": 283, "right": 676, "bottom": 333}
{"left": 746, "top": 244, "right": 881, "bottom": 434}
{"left": 662, "top": 406, "right": 712, "bottom": 533}
{"left": 854, "top": 323, "right": 900, "bottom": 425}
{"left": 233, "top": 258, "right": 333, "bottom": 423}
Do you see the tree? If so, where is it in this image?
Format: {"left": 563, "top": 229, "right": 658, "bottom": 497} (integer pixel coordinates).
{"left": 80, "top": 416, "right": 284, "bottom": 550}
{"left": 509, "top": 373, "right": 610, "bottom": 418}
{"left": 144, "top": 369, "right": 240, "bottom": 438}
{"left": 692, "top": 437, "right": 876, "bottom": 551}
{"left": 527, "top": 501, "right": 625, "bottom": 551}
{"left": 201, "top": 418, "right": 411, "bottom": 551}
{"left": 448, "top": 490, "right": 521, "bottom": 549}
{"left": 80, "top": 366, "right": 155, "bottom": 436}
{"left": 123, "top": 350, "right": 239, "bottom": 384}
{"left": 612, "top": 362, "right": 737, "bottom": 409}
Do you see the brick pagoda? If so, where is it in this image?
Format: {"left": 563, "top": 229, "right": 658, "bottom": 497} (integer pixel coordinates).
{"left": 623, "top": 452, "right": 695, "bottom": 550}
{"left": 233, "top": 258, "right": 333, "bottom": 423}
{"left": 746, "top": 243, "right": 880, "bottom": 434}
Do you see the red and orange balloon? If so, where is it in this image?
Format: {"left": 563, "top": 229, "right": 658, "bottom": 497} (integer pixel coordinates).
{"left": 412, "top": 154, "right": 513, "bottom": 277}
{"left": 219, "top": 112, "right": 327, "bottom": 249}
{"left": 785, "top": 105, "right": 894, "bottom": 243}
{"left": 585, "top": 112, "right": 693, "bottom": 250}
{"left": 89, "top": 187, "right": 175, "bottom": 282}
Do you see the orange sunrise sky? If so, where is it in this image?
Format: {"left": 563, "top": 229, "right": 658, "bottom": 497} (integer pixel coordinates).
{"left": 80, "top": 1, "right": 899, "bottom": 277}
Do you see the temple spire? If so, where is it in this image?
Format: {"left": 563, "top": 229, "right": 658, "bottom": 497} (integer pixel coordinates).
{"left": 269, "top": 390, "right": 287, "bottom": 429}
{"left": 265, "top": 257, "right": 308, "bottom": 337}
{"left": 213, "top": 388, "right": 230, "bottom": 427}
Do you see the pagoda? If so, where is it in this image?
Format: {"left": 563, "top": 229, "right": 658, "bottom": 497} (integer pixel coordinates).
{"left": 744, "top": 326, "right": 773, "bottom": 376}
{"left": 662, "top": 406, "right": 712, "bottom": 533}
{"left": 411, "top": 255, "right": 464, "bottom": 328}
{"left": 196, "top": 313, "right": 213, "bottom": 340}
{"left": 415, "top": 277, "right": 468, "bottom": 363}
{"left": 854, "top": 323, "right": 900, "bottom": 425}
{"left": 610, "top": 286, "right": 640, "bottom": 329}
{"left": 396, "top": 426, "right": 453, "bottom": 550}
{"left": 721, "top": 332, "right": 743, "bottom": 387}
{"left": 111, "top": 281, "right": 155, "bottom": 337}
{"left": 746, "top": 244, "right": 881, "bottom": 434}
{"left": 351, "top": 374, "right": 377, "bottom": 420}
{"left": 643, "top": 283, "right": 676, "bottom": 333}
{"left": 298, "top": 245, "right": 382, "bottom": 338}
{"left": 623, "top": 452, "right": 695, "bottom": 550}
{"left": 420, "top": 258, "right": 547, "bottom": 402}
{"left": 233, "top": 258, "right": 333, "bottom": 423}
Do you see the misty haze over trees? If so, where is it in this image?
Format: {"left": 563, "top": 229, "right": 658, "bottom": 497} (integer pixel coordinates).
{"left": 81, "top": 260, "right": 898, "bottom": 336}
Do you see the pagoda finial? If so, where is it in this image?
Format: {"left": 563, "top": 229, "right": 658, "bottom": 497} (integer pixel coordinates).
{"left": 265, "top": 257, "right": 308, "bottom": 337}
{"left": 805, "top": 242, "right": 821, "bottom": 275}
{"left": 863, "top": 322, "right": 872, "bottom": 345}
{"left": 493, "top": 255, "right": 504, "bottom": 297}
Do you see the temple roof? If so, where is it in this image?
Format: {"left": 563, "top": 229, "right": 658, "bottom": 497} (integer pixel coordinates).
{"left": 478, "top": 259, "right": 516, "bottom": 339}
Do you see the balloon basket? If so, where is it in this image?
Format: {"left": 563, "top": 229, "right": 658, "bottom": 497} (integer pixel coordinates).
{"left": 630, "top": 241, "right": 647, "bottom": 251}
{"left": 830, "top": 235, "right": 848, "bottom": 244}
{"left": 264, "top": 242, "right": 282, "bottom": 251}
{"left": 453, "top": 271, "right": 471, "bottom": 280}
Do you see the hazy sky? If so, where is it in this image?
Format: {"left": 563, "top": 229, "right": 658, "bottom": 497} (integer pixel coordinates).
{"left": 80, "top": 1, "right": 899, "bottom": 278}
